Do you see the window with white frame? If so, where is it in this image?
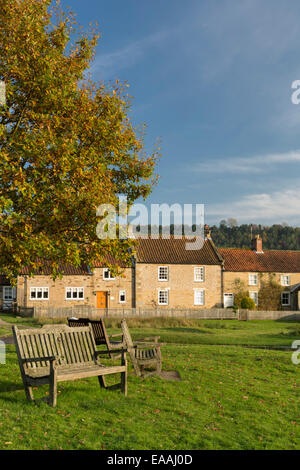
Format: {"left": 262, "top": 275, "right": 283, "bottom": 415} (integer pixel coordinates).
{"left": 249, "top": 291, "right": 258, "bottom": 306}
{"left": 3, "top": 286, "right": 16, "bottom": 300}
{"left": 103, "top": 268, "right": 115, "bottom": 280}
{"left": 249, "top": 274, "right": 258, "bottom": 286}
{"left": 158, "top": 289, "right": 169, "bottom": 305}
{"left": 119, "top": 290, "right": 126, "bottom": 303}
{"left": 158, "top": 266, "right": 169, "bottom": 281}
{"left": 65, "top": 287, "right": 84, "bottom": 300}
{"left": 194, "top": 288, "right": 205, "bottom": 306}
{"left": 281, "top": 292, "right": 290, "bottom": 306}
{"left": 194, "top": 267, "right": 205, "bottom": 282}
{"left": 281, "top": 275, "right": 290, "bottom": 286}
{"left": 30, "top": 287, "right": 49, "bottom": 300}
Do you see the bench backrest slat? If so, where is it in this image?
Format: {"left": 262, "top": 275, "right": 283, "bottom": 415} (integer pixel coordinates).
{"left": 13, "top": 325, "right": 97, "bottom": 371}
{"left": 68, "top": 318, "right": 108, "bottom": 346}
{"left": 68, "top": 331, "right": 81, "bottom": 363}
{"left": 92, "top": 321, "right": 106, "bottom": 343}
{"left": 62, "top": 331, "right": 76, "bottom": 364}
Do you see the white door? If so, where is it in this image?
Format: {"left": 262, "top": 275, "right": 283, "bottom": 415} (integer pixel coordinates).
{"left": 224, "top": 293, "right": 234, "bottom": 308}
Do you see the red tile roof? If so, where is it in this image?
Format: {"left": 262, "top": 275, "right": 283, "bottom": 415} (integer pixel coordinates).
{"left": 135, "top": 237, "right": 222, "bottom": 265}
{"left": 1, "top": 254, "right": 130, "bottom": 280}
{"left": 92, "top": 253, "right": 130, "bottom": 269}
{"left": 219, "top": 248, "right": 300, "bottom": 273}
{"left": 20, "top": 262, "right": 91, "bottom": 276}
{"left": 18, "top": 254, "right": 130, "bottom": 276}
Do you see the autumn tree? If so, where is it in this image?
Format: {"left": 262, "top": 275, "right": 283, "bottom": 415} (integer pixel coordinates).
{"left": 258, "top": 274, "right": 283, "bottom": 311}
{"left": 232, "top": 278, "right": 248, "bottom": 309}
{"left": 0, "top": 0, "right": 158, "bottom": 280}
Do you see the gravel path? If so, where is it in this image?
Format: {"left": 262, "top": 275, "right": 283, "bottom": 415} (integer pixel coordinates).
{"left": 0, "top": 318, "right": 12, "bottom": 327}
{"left": 0, "top": 317, "right": 36, "bottom": 345}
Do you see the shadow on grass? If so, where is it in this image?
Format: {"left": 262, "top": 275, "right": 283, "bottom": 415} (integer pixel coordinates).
{"left": 0, "top": 380, "right": 24, "bottom": 393}
{"left": 278, "top": 327, "right": 300, "bottom": 337}
{"left": 158, "top": 327, "right": 213, "bottom": 335}
{"left": 276, "top": 315, "right": 300, "bottom": 322}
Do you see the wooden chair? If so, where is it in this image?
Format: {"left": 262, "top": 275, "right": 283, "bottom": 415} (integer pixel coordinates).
{"left": 68, "top": 318, "right": 124, "bottom": 357}
{"left": 13, "top": 324, "right": 127, "bottom": 406}
{"left": 121, "top": 319, "right": 162, "bottom": 377}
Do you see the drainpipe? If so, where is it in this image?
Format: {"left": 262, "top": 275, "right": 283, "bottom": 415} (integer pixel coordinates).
{"left": 24, "top": 275, "right": 28, "bottom": 308}
{"left": 221, "top": 262, "right": 225, "bottom": 308}
{"left": 131, "top": 255, "right": 136, "bottom": 309}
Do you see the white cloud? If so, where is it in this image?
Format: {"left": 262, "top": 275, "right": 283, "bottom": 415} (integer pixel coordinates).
{"left": 194, "top": 0, "right": 300, "bottom": 81}
{"left": 188, "top": 150, "right": 300, "bottom": 174}
{"left": 90, "top": 28, "right": 177, "bottom": 80}
{"left": 207, "top": 187, "right": 300, "bottom": 223}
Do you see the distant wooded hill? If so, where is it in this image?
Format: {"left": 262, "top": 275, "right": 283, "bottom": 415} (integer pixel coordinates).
{"left": 135, "top": 223, "right": 300, "bottom": 250}
{"left": 210, "top": 224, "right": 300, "bottom": 250}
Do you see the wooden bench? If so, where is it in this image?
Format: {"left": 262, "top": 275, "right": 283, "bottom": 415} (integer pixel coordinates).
{"left": 68, "top": 318, "right": 124, "bottom": 357}
{"left": 121, "top": 319, "right": 162, "bottom": 377}
{"left": 13, "top": 324, "right": 127, "bottom": 406}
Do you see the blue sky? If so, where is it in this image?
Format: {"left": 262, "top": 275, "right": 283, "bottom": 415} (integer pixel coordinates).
{"left": 60, "top": 0, "right": 300, "bottom": 226}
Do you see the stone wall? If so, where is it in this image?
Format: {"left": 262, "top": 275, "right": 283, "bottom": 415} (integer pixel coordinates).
{"left": 135, "top": 263, "right": 222, "bottom": 309}
{"left": 17, "top": 267, "right": 132, "bottom": 309}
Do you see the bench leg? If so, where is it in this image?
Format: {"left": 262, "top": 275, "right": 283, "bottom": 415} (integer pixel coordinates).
{"left": 49, "top": 371, "right": 57, "bottom": 407}
{"left": 121, "top": 368, "right": 127, "bottom": 396}
{"left": 24, "top": 384, "right": 34, "bottom": 402}
{"left": 98, "top": 375, "right": 107, "bottom": 389}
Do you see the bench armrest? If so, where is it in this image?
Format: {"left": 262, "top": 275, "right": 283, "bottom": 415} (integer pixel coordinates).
{"left": 22, "top": 356, "right": 57, "bottom": 364}
{"left": 135, "top": 336, "right": 160, "bottom": 343}
{"left": 135, "top": 342, "right": 161, "bottom": 349}
{"left": 95, "top": 348, "right": 127, "bottom": 357}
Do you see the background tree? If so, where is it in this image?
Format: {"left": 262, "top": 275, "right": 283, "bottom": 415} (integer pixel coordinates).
{"left": 227, "top": 218, "right": 238, "bottom": 228}
{"left": 0, "top": 0, "right": 158, "bottom": 280}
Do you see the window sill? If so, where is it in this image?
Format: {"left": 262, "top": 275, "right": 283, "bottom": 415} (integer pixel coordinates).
{"left": 65, "top": 299, "right": 85, "bottom": 301}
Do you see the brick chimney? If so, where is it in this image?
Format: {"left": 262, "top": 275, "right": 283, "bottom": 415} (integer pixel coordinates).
{"left": 251, "top": 234, "right": 263, "bottom": 253}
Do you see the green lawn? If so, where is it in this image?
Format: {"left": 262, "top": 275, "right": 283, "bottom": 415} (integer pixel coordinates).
{"left": 0, "top": 318, "right": 299, "bottom": 450}
{"left": 1, "top": 313, "right": 299, "bottom": 347}
{"left": 106, "top": 317, "right": 300, "bottom": 348}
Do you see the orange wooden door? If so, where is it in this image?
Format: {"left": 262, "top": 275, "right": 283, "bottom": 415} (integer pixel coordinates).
{"left": 97, "top": 291, "right": 107, "bottom": 309}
